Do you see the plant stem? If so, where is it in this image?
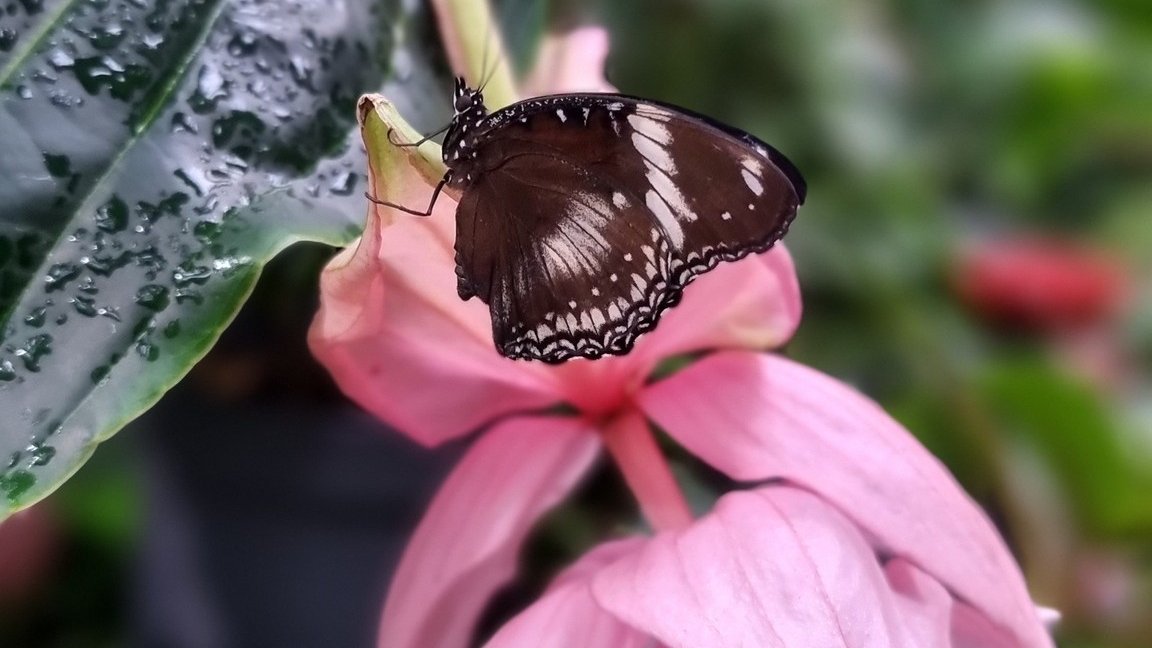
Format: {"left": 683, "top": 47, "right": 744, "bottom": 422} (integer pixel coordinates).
{"left": 601, "top": 410, "right": 694, "bottom": 532}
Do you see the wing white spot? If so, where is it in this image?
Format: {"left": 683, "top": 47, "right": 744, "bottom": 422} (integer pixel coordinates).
{"left": 631, "top": 132, "right": 675, "bottom": 174}
{"left": 590, "top": 308, "right": 606, "bottom": 327}
{"left": 645, "top": 189, "right": 685, "bottom": 248}
{"left": 610, "top": 273, "right": 618, "bottom": 282}
{"left": 748, "top": 203, "right": 755, "bottom": 210}
{"left": 612, "top": 192, "right": 629, "bottom": 208}
{"left": 547, "top": 193, "right": 614, "bottom": 273}
{"left": 540, "top": 234, "right": 581, "bottom": 279}
{"left": 556, "top": 108, "right": 567, "bottom": 122}
{"left": 607, "top": 101, "right": 624, "bottom": 111}
{"left": 623, "top": 252, "right": 633, "bottom": 262}
{"left": 591, "top": 287, "right": 601, "bottom": 297}
{"left": 627, "top": 114, "right": 672, "bottom": 145}
{"left": 568, "top": 300, "right": 577, "bottom": 309}
{"left": 741, "top": 168, "right": 764, "bottom": 196}
{"left": 721, "top": 211, "right": 732, "bottom": 220}
{"left": 582, "top": 107, "right": 590, "bottom": 123}
{"left": 636, "top": 106, "right": 672, "bottom": 122}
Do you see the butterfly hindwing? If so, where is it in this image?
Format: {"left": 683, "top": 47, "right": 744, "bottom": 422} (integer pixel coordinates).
{"left": 455, "top": 130, "right": 680, "bottom": 362}
{"left": 450, "top": 93, "right": 805, "bottom": 362}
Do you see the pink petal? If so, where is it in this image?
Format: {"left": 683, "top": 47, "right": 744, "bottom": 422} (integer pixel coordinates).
{"left": 522, "top": 26, "right": 617, "bottom": 95}
{"left": 551, "top": 247, "right": 802, "bottom": 416}
{"left": 592, "top": 487, "right": 954, "bottom": 647}
{"left": 639, "top": 352, "right": 1052, "bottom": 647}
{"left": 309, "top": 101, "right": 562, "bottom": 445}
{"left": 625, "top": 247, "right": 801, "bottom": 365}
{"left": 378, "top": 416, "right": 601, "bottom": 648}
{"left": 885, "top": 556, "right": 1041, "bottom": 648}
{"left": 484, "top": 540, "right": 654, "bottom": 648}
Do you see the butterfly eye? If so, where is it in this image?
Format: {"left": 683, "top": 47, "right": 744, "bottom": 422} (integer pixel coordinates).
{"left": 454, "top": 92, "right": 473, "bottom": 113}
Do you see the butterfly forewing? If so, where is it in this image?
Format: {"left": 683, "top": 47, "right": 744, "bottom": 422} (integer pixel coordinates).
{"left": 449, "top": 93, "right": 804, "bottom": 363}
{"left": 604, "top": 101, "right": 802, "bottom": 286}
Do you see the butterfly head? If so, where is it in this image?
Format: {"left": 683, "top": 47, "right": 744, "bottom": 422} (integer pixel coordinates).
{"left": 452, "top": 77, "right": 485, "bottom": 114}
{"left": 443, "top": 77, "right": 489, "bottom": 168}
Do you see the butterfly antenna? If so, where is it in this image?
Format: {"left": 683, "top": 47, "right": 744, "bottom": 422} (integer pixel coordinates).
{"left": 476, "top": 9, "right": 500, "bottom": 93}
{"left": 477, "top": 54, "right": 500, "bottom": 95}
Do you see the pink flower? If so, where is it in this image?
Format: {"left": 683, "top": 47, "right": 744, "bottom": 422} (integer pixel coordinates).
{"left": 482, "top": 356, "right": 1058, "bottom": 647}
{"left": 309, "top": 19, "right": 1053, "bottom": 648}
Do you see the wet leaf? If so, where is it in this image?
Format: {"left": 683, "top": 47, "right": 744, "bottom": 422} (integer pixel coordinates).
{"left": 0, "top": 0, "right": 441, "bottom": 516}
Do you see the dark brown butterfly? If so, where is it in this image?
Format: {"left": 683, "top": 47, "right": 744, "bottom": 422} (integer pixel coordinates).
{"left": 373, "top": 78, "right": 806, "bottom": 364}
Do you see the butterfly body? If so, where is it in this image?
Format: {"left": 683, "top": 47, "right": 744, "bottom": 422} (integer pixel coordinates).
{"left": 435, "top": 78, "right": 805, "bottom": 364}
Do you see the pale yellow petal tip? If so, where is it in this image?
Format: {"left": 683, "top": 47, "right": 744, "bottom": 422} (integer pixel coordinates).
{"left": 359, "top": 94, "right": 426, "bottom": 147}
{"left": 358, "top": 94, "right": 446, "bottom": 209}
{"left": 356, "top": 93, "right": 387, "bottom": 128}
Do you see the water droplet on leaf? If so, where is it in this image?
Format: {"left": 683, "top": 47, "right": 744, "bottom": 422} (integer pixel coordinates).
{"left": 87, "top": 23, "right": 126, "bottom": 50}
{"left": 94, "top": 196, "right": 129, "bottom": 232}
{"left": 134, "top": 284, "right": 170, "bottom": 311}
{"left": 48, "top": 49, "right": 75, "bottom": 69}
{"left": 71, "top": 294, "right": 97, "bottom": 317}
{"left": 44, "top": 263, "right": 80, "bottom": 292}
{"left": 14, "top": 334, "right": 52, "bottom": 371}
{"left": 42, "top": 153, "right": 71, "bottom": 178}
{"left": 0, "top": 29, "right": 19, "bottom": 52}
{"left": 24, "top": 305, "right": 47, "bottom": 327}
{"left": 28, "top": 445, "right": 55, "bottom": 466}
{"left": 189, "top": 63, "right": 229, "bottom": 113}
{"left": 328, "top": 171, "right": 357, "bottom": 196}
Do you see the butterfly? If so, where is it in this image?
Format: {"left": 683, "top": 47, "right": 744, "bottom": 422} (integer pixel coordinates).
{"left": 372, "top": 78, "right": 806, "bottom": 364}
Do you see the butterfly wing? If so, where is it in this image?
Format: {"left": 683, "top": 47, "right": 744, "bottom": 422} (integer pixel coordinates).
{"left": 453, "top": 94, "right": 804, "bottom": 363}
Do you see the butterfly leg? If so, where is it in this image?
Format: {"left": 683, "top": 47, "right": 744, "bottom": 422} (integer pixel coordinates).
{"left": 387, "top": 123, "right": 450, "bottom": 148}
{"left": 363, "top": 175, "right": 449, "bottom": 217}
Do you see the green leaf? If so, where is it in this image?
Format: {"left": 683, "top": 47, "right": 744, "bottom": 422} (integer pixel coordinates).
{"left": 0, "top": 0, "right": 435, "bottom": 517}
{"left": 978, "top": 358, "right": 1152, "bottom": 536}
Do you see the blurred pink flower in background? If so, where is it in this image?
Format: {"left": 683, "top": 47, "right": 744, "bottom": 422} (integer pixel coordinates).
{"left": 308, "top": 20, "right": 1053, "bottom": 648}
{"left": 0, "top": 504, "right": 60, "bottom": 607}
{"left": 953, "top": 237, "right": 1130, "bottom": 334}
{"left": 953, "top": 236, "right": 1135, "bottom": 391}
